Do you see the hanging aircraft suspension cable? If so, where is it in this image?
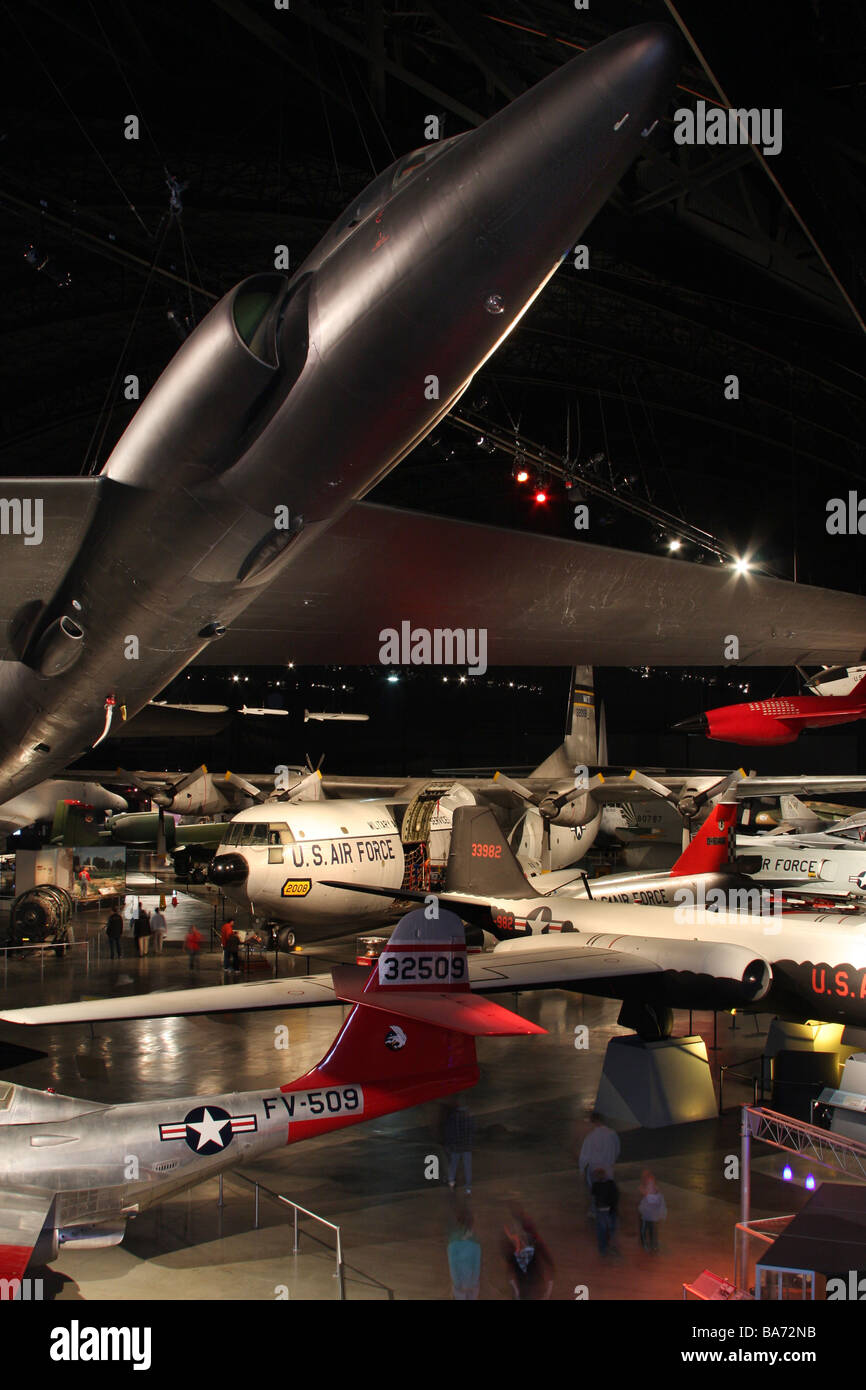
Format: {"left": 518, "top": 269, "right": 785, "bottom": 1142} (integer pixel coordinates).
{"left": 328, "top": 33, "right": 380, "bottom": 177}
{"left": 3, "top": 4, "right": 154, "bottom": 239}
{"left": 82, "top": 216, "right": 172, "bottom": 475}
{"left": 308, "top": 25, "right": 344, "bottom": 196}
{"left": 347, "top": 48, "right": 396, "bottom": 162}
{"left": 85, "top": 1, "right": 167, "bottom": 170}
{"left": 661, "top": 0, "right": 866, "bottom": 337}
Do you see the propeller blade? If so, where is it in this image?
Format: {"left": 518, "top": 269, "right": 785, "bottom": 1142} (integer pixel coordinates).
{"left": 627, "top": 769, "right": 676, "bottom": 802}
{"left": 492, "top": 770, "right": 536, "bottom": 801}
{"left": 223, "top": 771, "right": 266, "bottom": 804}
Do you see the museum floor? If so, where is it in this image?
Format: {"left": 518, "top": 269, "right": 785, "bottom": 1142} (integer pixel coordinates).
{"left": 0, "top": 893, "right": 816, "bottom": 1301}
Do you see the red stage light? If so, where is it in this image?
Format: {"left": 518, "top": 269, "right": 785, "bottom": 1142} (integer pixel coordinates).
{"left": 534, "top": 489, "right": 547, "bottom": 504}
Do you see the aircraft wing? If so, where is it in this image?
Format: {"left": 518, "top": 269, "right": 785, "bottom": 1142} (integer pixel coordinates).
{"left": 0, "top": 946, "right": 662, "bottom": 1027}
{"left": 0, "top": 1189, "right": 54, "bottom": 1286}
{"left": 193, "top": 502, "right": 866, "bottom": 668}
{"left": 0, "top": 478, "right": 102, "bottom": 659}
{"left": 736, "top": 776, "right": 866, "bottom": 798}
{"left": 0, "top": 928, "right": 767, "bottom": 1027}
{"left": 0, "top": 975, "right": 340, "bottom": 1025}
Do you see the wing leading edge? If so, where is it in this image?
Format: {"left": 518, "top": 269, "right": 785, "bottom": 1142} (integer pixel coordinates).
{"left": 194, "top": 502, "right": 866, "bottom": 668}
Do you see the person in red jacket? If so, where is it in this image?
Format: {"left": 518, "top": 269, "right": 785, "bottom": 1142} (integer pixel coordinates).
{"left": 220, "top": 918, "right": 236, "bottom": 971}
{"left": 185, "top": 926, "right": 203, "bottom": 970}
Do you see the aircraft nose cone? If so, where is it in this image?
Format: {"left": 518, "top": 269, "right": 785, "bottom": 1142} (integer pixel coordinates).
{"left": 208, "top": 853, "right": 249, "bottom": 886}
{"left": 673, "top": 713, "right": 709, "bottom": 734}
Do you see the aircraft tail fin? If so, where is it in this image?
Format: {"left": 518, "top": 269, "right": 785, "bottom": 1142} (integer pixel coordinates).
{"left": 850, "top": 671, "right": 866, "bottom": 701}
{"left": 670, "top": 802, "right": 737, "bottom": 877}
{"left": 445, "top": 806, "right": 539, "bottom": 899}
{"left": 281, "top": 910, "right": 542, "bottom": 1122}
{"left": 530, "top": 666, "right": 596, "bottom": 779}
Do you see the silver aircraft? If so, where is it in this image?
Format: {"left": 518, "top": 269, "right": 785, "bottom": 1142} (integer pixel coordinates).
{"left": 0, "top": 911, "right": 540, "bottom": 1292}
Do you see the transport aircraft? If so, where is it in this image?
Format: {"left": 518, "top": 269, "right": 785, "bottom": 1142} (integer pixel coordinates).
{"left": 0, "top": 911, "right": 541, "bottom": 1289}
{"left": 196, "top": 757, "right": 866, "bottom": 946}
{"left": 1, "top": 23, "right": 865, "bottom": 814}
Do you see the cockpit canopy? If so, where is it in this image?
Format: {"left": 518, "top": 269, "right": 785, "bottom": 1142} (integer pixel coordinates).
{"left": 330, "top": 134, "right": 466, "bottom": 240}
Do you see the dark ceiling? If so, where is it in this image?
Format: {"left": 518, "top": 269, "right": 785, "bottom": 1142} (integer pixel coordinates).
{"left": 1, "top": 0, "right": 864, "bottom": 585}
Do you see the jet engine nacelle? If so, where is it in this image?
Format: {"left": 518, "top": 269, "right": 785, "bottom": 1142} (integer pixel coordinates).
{"left": 538, "top": 789, "right": 598, "bottom": 828}
{"left": 509, "top": 806, "right": 600, "bottom": 871}
{"left": 30, "top": 615, "right": 85, "bottom": 679}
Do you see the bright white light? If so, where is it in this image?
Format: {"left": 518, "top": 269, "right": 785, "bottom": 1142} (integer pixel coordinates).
{"left": 733, "top": 557, "right": 751, "bottom": 575}
{"left": 387, "top": 674, "right": 399, "bottom": 684}
{"left": 668, "top": 538, "right": 681, "bottom": 551}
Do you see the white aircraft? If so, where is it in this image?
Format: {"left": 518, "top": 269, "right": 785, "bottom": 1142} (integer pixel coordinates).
{"left": 737, "top": 807, "right": 866, "bottom": 897}
{"left": 14, "top": 802, "right": 866, "bottom": 1045}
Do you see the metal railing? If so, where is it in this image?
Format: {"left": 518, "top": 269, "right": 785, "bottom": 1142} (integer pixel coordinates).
{"left": 719, "top": 1052, "right": 771, "bottom": 1113}
{"left": 223, "top": 1171, "right": 394, "bottom": 1300}
{"left": 1, "top": 937, "right": 89, "bottom": 986}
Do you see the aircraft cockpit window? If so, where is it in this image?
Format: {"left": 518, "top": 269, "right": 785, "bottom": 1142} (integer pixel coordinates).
{"left": 0, "top": 1083, "right": 12, "bottom": 1109}
{"left": 268, "top": 823, "right": 294, "bottom": 845}
{"left": 233, "top": 822, "right": 268, "bottom": 847}
{"left": 391, "top": 135, "right": 464, "bottom": 191}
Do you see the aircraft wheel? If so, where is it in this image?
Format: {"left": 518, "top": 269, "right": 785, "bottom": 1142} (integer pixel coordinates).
{"left": 617, "top": 1000, "right": 674, "bottom": 1041}
{"left": 276, "top": 925, "right": 296, "bottom": 951}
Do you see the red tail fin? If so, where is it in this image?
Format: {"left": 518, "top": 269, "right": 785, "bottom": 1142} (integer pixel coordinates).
{"left": 670, "top": 802, "right": 737, "bottom": 877}
{"left": 280, "top": 909, "right": 542, "bottom": 1134}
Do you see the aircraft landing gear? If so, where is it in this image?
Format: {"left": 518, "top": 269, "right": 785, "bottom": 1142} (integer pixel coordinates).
{"left": 269, "top": 923, "right": 295, "bottom": 952}
{"left": 617, "top": 999, "right": 674, "bottom": 1042}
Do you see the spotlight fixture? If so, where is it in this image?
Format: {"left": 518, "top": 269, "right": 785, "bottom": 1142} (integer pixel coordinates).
{"left": 668, "top": 538, "right": 681, "bottom": 552}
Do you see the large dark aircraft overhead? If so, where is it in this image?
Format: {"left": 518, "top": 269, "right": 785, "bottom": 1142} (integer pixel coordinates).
{"left": 0, "top": 16, "right": 864, "bottom": 807}
{"left": 0, "top": 24, "right": 684, "bottom": 803}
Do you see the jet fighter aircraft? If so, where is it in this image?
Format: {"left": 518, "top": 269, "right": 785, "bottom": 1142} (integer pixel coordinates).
{"left": 0, "top": 910, "right": 541, "bottom": 1290}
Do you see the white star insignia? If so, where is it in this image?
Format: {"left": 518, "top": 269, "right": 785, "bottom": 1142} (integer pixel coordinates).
{"left": 187, "top": 1108, "right": 231, "bottom": 1150}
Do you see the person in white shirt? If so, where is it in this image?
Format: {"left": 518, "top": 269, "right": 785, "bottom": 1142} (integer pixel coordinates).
{"left": 151, "top": 907, "right": 167, "bottom": 954}
{"left": 578, "top": 1112, "right": 621, "bottom": 1213}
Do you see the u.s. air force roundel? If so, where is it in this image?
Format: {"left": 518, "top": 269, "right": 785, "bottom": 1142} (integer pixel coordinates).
{"left": 159, "top": 1105, "right": 257, "bottom": 1155}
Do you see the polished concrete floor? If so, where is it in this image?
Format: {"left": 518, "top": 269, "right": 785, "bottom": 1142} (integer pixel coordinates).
{"left": 0, "top": 890, "right": 818, "bottom": 1301}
